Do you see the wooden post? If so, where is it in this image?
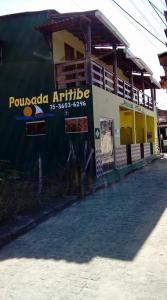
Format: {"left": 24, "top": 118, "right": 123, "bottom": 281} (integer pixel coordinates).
{"left": 150, "top": 87, "right": 154, "bottom": 100}
{"left": 123, "top": 81, "right": 125, "bottom": 98}
{"left": 154, "top": 88, "right": 156, "bottom": 101}
{"left": 153, "top": 88, "right": 156, "bottom": 110}
{"left": 102, "top": 66, "right": 105, "bottom": 89}
{"left": 150, "top": 87, "right": 153, "bottom": 110}
{"left": 141, "top": 71, "right": 145, "bottom": 106}
{"left": 113, "top": 45, "right": 118, "bottom": 95}
{"left": 148, "top": 95, "right": 150, "bottom": 109}
{"left": 130, "top": 70, "right": 134, "bottom": 102}
{"left": 137, "top": 90, "right": 140, "bottom": 105}
{"left": 85, "top": 22, "right": 92, "bottom": 85}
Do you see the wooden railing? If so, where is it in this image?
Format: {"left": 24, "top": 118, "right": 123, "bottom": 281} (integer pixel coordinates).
{"left": 55, "top": 59, "right": 154, "bottom": 110}
{"left": 91, "top": 61, "right": 114, "bottom": 93}
{"left": 56, "top": 59, "right": 86, "bottom": 86}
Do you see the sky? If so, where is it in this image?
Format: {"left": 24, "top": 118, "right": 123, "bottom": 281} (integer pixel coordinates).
{"left": 0, "top": 0, "right": 167, "bottom": 109}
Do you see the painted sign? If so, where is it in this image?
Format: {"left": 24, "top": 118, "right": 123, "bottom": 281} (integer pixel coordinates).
{"left": 95, "top": 128, "right": 100, "bottom": 139}
{"left": 8, "top": 87, "right": 91, "bottom": 121}
{"left": 9, "top": 88, "right": 90, "bottom": 108}
{"left": 121, "top": 100, "right": 144, "bottom": 113}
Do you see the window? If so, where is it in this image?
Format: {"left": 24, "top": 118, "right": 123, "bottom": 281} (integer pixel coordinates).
{"left": 76, "top": 51, "right": 84, "bottom": 59}
{"left": 26, "top": 120, "right": 46, "bottom": 136}
{"left": 64, "top": 43, "right": 75, "bottom": 61}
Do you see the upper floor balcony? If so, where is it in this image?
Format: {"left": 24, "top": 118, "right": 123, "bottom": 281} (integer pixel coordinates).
{"left": 55, "top": 58, "right": 154, "bottom": 111}
{"left": 37, "top": 9, "right": 160, "bottom": 111}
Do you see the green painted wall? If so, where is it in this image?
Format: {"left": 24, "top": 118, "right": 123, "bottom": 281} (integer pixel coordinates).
{"left": 0, "top": 12, "right": 94, "bottom": 176}
{"left": 0, "top": 12, "right": 54, "bottom": 175}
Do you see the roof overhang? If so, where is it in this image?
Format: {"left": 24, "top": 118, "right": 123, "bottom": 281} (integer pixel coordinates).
{"left": 124, "top": 48, "right": 153, "bottom": 74}
{"left": 132, "top": 74, "right": 160, "bottom": 89}
{"left": 149, "top": 76, "right": 161, "bottom": 89}
{"left": 36, "top": 9, "right": 129, "bottom": 47}
{"left": 36, "top": 9, "right": 158, "bottom": 89}
{"left": 94, "top": 10, "right": 129, "bottom": 47}
{"left": 92, "top": 46, "right": 160, "bottom": 89}
{"left": 124, "top": 49, "right": 160, "bottom": 88}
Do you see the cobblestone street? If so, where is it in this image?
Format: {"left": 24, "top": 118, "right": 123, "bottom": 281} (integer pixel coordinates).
{"left": 0, "top": 157, "right": 167, "bottom": 300}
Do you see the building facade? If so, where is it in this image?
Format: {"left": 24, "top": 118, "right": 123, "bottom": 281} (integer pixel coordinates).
{"left": 0, "top": 9, "right": 160, "bottom": 182}
{"left": 158, "top": 0, "right": 167, "bottom": 88}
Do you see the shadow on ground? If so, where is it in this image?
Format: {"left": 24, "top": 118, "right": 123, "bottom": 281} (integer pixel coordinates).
{"left": 0, "top": 158, "right": 166, "bottom": 263}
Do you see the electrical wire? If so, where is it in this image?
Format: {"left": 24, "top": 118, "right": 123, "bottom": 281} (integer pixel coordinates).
{"left": 112, "top": 0, "right": 166, "bottom": 45}
{"left": 106, "top": 1, "right": 164, "bottom": 53}
{"left": 148, "top": 0, "right": 166, "bottom": 26}
{"left": 66, "top": 0, "right": 166, "bottom": 52}
{"left": 130, "top": 0, "right": 165, "bottom": 40}
{"left": 159, "top": 0, "right": 166, "bottom": 7}
{"left": 139, "top": 0, "right": 166, "bottom": 45}
{"left": 139, "top": 0, "right": 165, "bottom": 29}
{"left": 116, "top": 8, "right": 163, "bottom": 51}
{"left": 149, "top": 1, "right": 166, "bottom": 16}
{"left": 71, "top": 0, "right": 165, "bottom": 45}
{"left": 107, "top": 0, "right": 165, "bottom": 51}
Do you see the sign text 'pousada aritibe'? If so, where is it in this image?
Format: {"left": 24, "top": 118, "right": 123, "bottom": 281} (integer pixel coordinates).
{"left": 9, "top": 88, "right": 91, "bottom": 108}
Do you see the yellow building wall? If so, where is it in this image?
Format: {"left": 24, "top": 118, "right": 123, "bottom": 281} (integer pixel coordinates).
{"left": 120, "top": 110, "right": 133, "bottom": 144}
{"left": 92, "top": 85, "right": 122, "bottom": 149}
{"left": 120, "top": 100, "right": 157, "bottom": 143}
{"left": 92, "top": 84, "right": 160, "bottom": 162}
{"left": 118, "top": 68, "right": 129, "bottom": 82}
{"left": 146, "top": 115, "right": 155, "bottom": 142}
{"left": 52, "top": 30, "right": 113, "bottom": 72}
{"left": 135, "top": 112, "right": 145, "bottom": 143}
{"left": 120, "top": 110, "right": 132, "bottom": 127}
{"left": 52, "top": 30, "right": 85, "bottom": 63}
{"left": 52, "top": 30, "right": 129, "bottom": 83}
{"left": 93, "top": 85, "right": 158, "bottom": 147}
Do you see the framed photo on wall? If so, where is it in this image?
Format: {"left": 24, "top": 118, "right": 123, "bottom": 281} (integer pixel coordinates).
{"left": 100, "top": 118, "right": 114, "bottom": 172}
{"left": 65, "top": 116, "right": 88, "bottom": 133}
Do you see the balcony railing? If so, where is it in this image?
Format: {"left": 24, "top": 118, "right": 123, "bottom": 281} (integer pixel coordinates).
{"left": 55, "top": 59, "right": 154, "bottom": 110}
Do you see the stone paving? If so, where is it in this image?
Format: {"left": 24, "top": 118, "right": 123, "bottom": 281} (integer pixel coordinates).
{"left": 0, "top": 157, "right": 167, "bottom": 299}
